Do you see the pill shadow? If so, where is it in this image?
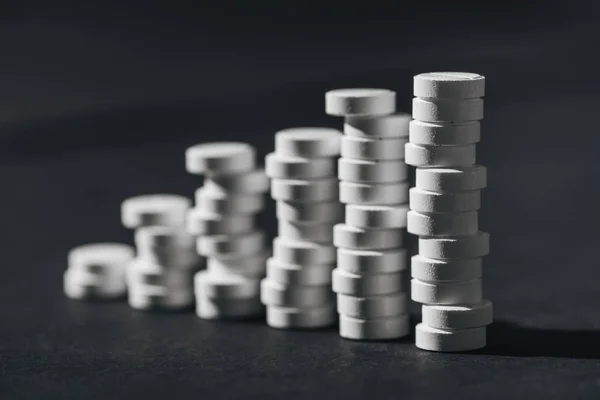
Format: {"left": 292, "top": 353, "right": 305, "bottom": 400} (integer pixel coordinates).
{"left": 478, "top": 321, "right": 600, "bottom": 359}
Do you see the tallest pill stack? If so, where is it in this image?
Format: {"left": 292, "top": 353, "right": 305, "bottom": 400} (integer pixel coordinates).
{"left": 406, "top": 72, "right": 492, "bottom": 352}
{"left": 325, "top": 89, "right": 411, "bottom": 340}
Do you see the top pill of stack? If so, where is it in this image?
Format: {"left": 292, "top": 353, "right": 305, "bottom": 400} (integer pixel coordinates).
{"left": 275, "top": 127, "right": 342, "bottom": 157}
{"left": 186, "top": 142, "right": 256, "bottom": 175}
{"left": 414, "top": 72, "right": 485, "bottom": 99}
{"left": 325, "top": 88, "right": 396, "bottom": 116}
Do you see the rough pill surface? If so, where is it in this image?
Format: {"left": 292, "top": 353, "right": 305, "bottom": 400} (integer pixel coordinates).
{"left": 422, "top": 300, "right": 493, "bottom": 329}
{"left": 260, "top": 279, "right": 334, "bottom": 308}
{"left": 195, "top": 186, "right": 264, "bottom": 215}
{"left": 276, "top": 200, "right": 343, "bottom": 223}
{"left": 418, "top": 231, "right": 490, "bottom": 259}
{"left": 337, "top": 248, "right": 407, "bottom": 275}
{"left": 273, "top": 237, "right": 336, "bottom": 265}
{"left": 411, "top": 254, "right": 482, "bottom": 282}
{"left": 415, "top": 165, "right": 487, "bottom": 192}
{"left": 415, "top": 323, "right": 487, "bottom": 352}
{"left": 339, "top": 314, "right": 410, "bottom": 340}
{"left": 409, "top": 187, "right": 481, "bottom": 213}
{"left": 197, "top": 230, "right": 265, "bottom": 257}
{"left": 206, "top": 252, "right": 268, "bottom": 279}
{"left": 341, "top": 136, "right": 407, "bottom": 160}
{"left": 185, "top": 142, "right": 256, "bottom": 175}
{"left": 271, "top": 178, "right": 339, "bottom": 202}
{"left": 412, "top": 98, "right": 484, "bottom": 123}
{"left": 405, "top": 143, "right": 476, "bottom": 168}
{"left": 344, "top": 113, "right": 411, "bottom": 138}
{"left": 325, "top": 88, "right": 396, "bottom": 116}
{"left": 411, "top": 278, "right": 483, "bottom": 305}
{"left": 345, "top": 204, "right": 408, "bottom": 229}
{"left": 186, "top": 209, "right": 254, "bottom": 236}
{"left": 413, "top": 72, "right": 485, "bottom": 99}
{"left": 407, "top": 210, "right": 478, "bottom": 237}
{"left": 338, "top": 158, "right": 407, "bottom": 183}
{"left": 203, "top": 169, "right": 269, "bottom": 194}
{"left": 278, "top": 220, "right": 334, "bottom": 243}
{"left": 275, "top": 127, "right": 342, "bottom": 157}
{"left": 333, "top": 223, "right": 403, "bottom": 250}
{"left": 265, "top": 153, "right": 336, "bottom": 179}
{"left": 121, "top": 194, "right": 191, "bottom": 228}
{"left": 266, "top": 258, "right": 334, "bottom": 286}
{"left": 337, "top": 292, "right": 408, "bottom": 319}
{"left": 409, "top": 120, "right": 480, "bottom": 146}
{"left": 332, "top": 268, "right": 404, "bottom": 296}
{"left": 339, "top": 181, "right": 409, "bottom": 205}
{"left": 266, "top": 305, "right": 336, "bottom": 329}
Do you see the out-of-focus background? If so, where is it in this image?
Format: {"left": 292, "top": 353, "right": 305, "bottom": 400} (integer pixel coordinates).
{"left": 2, "top": 1, "right": 600, "bottom": 399}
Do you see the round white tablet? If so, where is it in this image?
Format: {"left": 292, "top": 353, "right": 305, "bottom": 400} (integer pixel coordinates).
{"left": 412, "top": 98, "right": 484, "bottom": 123}
{"left": 325, "top": 88, "right": 396, "bottom": 116}
{"left": 341, "top": 136, "right": 407, "bottom": 160}
{"left": 195, "top": 296, "right": 264, "bottom": 320}
{"left": 411, "top": 254, "right": 482, "bottom": 282}
{"left": 127, "top": 286, "right": 194, "bottom": 310}
{"left": 339, "top": 314, "right": 409, "bottom": 340}
{"left": 186, "top": 208, "right": 254, "bottom": 236}
{"left": 337, "top": 293, "right": 408, "bottom": 319}
{"left": 405, "top": 143, "right": 476, "bottom": 167}
{"left": 206, "top": 252, "right": 268, "bottom": 279}
{"left": 407, "top": 210, "right": 478, "bottom": 236}
{"left": 409, "top": 187, "right": 481, "bottom": 213}
{"left": 332, "top": 268, "right": 404, "bottom": 296}
{"left": 265, "top": 153, "right": 336, "bottom": 179}
{"left": 338, "top": 158, "right": 407, "bottom": 183}
{"left": 266, "top": 257, "right": 334, "bottom": 286}
{"left": 68, "top": 243, "right": 134, "bottom": 274}
{"left": 339, "top": 181, "right": 409, "bottom": 205}
{"left": 419, "top": 231, "right": 490, "bottom": 259}
{"left": 274, "top": 127, "right": 342, "bottom": 157}
{"left": 63, "top": 269, "right": 126, "bottom": 300}
{"left": 278, "top": 220, "right": 334, "bottom": 243}
{"left": 135, "top": 225, "right": 195, "bottom": 250}
{"left": 413, "top": 72, "right": 485, "bottom": 99}
{"left": 266, "top": 305, "right": 336, "bottom": 329}
{"left": 194, "top": 270, "right": 260, "bottom": 299}
{"left": 272, "top": 237, "right": 336, "bottom": 265}
{"left": 185, "top": 142, "right": 256, "bottom": 175}
{"left": 422, "top": 300, "right": 493, "bottom": 329}
{"left": 336, "top": 248, "right": 407, "bottom": 275}
{"left": 411, "top": 278, "right": 483, "bottom": 305}
{"left": 260, "top": 279, "right": 334, "bottom": 308}
{"left": 203, "top": 169, "right": 269, "bottom": 194}
{"left": 416, "top": 165, "right": 487, "bottom": 192}
{"left": 197, "top": 230, "right": 265, "bottom": 258}
{"left": 344, "top": 113, "right": 411, "bottom": 138}
{"left": 333, "top": 223, "right": 403, "bottom": 250}
{"left": 345, "top": 204, "right": 408, "bottom": 229}
{"left": 409, "top": 120, "right": 480, "bottom": 146}
{"left": 121, "top": 194, "right": 191, "bottom": 228}
{"left": 415, "top": 323, "right": 486, "bottom": 352}
{"left": 126, "top": 258, "right": 195, "bottom": 288}
{"left": 270, "top": 178, "right": 339, "bottom": 202}
{"left": 276, "top": 200, "right": 343, "bottom": 223}
{"left": 195, "top": 186, "right": 265, "bottom": 215}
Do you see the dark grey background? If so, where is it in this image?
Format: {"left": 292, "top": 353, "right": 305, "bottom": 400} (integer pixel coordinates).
{"left": 1, "top": 1, "right": 600, "bottom": 399}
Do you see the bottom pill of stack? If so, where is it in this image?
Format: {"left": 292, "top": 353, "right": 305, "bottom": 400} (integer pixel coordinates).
{"left": 64, "top": 243, "right": 134, "bottom": 300}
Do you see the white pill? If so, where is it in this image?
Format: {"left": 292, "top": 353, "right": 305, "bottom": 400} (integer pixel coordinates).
{"left": 266, "top": 257, "right": 334, "bottom": 286}
{"left": 135, "top": 225, "right": 195, "bottom": 251}
{"left": 273, "top": 237, "right": 336, "bottom": 265}
{"left": 409, "top": 187, "right": 481, "bottom": 213}
{"left": 338, "top": 158, "right": 407, "bottom": 183}
{"left": 419, "top": 232, "right": 490, "bottom": 259}
{"left": 68, "top": 243, "right": 134, "bottom": 275}
{"left": 266, "top": 153, "right": 336, "bottom": 179}
{"left": 341, "top": 136, "right": 407, "bottom": 160}
{"left": 414, "top": 72, "right": 485, "bottom": 99}
{"left": 195, "top": 186, "right": 264, "bottom": 215}
{"left": 411, "top": 254, "right": 482, "bottom": 282}
{"left": 260, "top": 279, "right": 334, "bottom": 308}
{"left": 121, "top": 194, "right": 191, "bottom": 228}
{"left": 405, "top": 143, "right": 476, "bottom": 167}
{"left": 278, "top": 220, "right": 334, "bottom": 243}
{"left": 128, "top": 286, "right": 194, "bottom": 310}
{"left": 195, "top": 296, "right": 264, "bottom": 320}
{"left": 274, "top": 127, "right": 342, "bottom": 157}
{"left": 194, "top": 270, "right": 260, "bottom": 299}
{"left": 422, "top": 300, "right": 493, "bottom": 329}
{"left": 339, "top": 181, "right": 409, "bottom": 205}
{"left": 411, "top": 278, "right": 483, "bottom": 305}
{"left": 339, "top": 314, "right": 409, "bottom": 340}
{"left": 416, "top": 165, "right": 487, "bottom": 192}
{"left": 197, "top": 231, "right": 265, "bottom": 258}
{"left": 186, "top": 208, "right": 254, "bottom": 236}
{"left": 266, "top": 305, "right": 336, "bottom": 329}
{"left": 63, "top": 269, "right": 126, "bottom": 300}
{"left": 207, "top": 252, "right": 268, "bottom": 279}
{"left": 126, "top": 258, "right": 195, "bottom": 288}
{"left": 345, "top": 204, "right": 408, "bottom": 229}
{"left": 185, "top": 142, "right": 255, "bottom": 175}
{"left": 409, "top": 120, "right": 480, "bottom": 146}
{"left": 276, "top": 200, "right": 343, "bottom": 223}
{"left": 344, "top": 113, "right": 411, "bottom": 138}
{"left": 135, "top": 247, "right": 200, "bottom": 270}
{"left": 271, "top": 178, "right": 338, "bottom": 202}
{"left": 333, "top": 223, "right": 403, "bottom": 250}
{"left": 337, "top": 248, "right": 407, "bottom": 275}
{"left": 412, "top": 98, "right": 484, "bottom": 123}
{"left": 325, "top": 88, "right": 396, "bottom": 116}
{"left": 203, "top": 169, "right": 269, "bottom": 194}
{"left": 337, "top": 293, "right": 408, "bottom": 319}
{"left": 332, "top": 268, "right": 404, "bottom": 296}
{"left": 415, "top": 323, "right": 486, "bottom": 352}
{"left": 407, "top": 210, "right": 478, "bottom": 236}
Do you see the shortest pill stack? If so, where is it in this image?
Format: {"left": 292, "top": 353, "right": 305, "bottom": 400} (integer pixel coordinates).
{"left": 326, "top": 88, "right": 411, "bottom": 340}
{"left": 407, "top": 72, "right": 493, "bottom": 352}
{"left": 262, "top": 127, "right": 343, "bottom": 329}
{"left": 64, "top": 243, "right": 134, "bottom": 300}
{"left": 186, "top": 142, "right": 269, "bottom": 320}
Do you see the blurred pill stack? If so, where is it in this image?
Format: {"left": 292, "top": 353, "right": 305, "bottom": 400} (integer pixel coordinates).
{"left": 325, "top": 89, "right": 412, "bottom": 340}
{"left": 406, "top": 72, "right": 492, "bottom": 352}
{"left": 121, "top": 194, "right": 201, "bottom": 310}
{"left": 186, "top": 143, "right": 269, "bottom": 320}
{"left": 261, "top": 128, "right": 342, "bottom": 329}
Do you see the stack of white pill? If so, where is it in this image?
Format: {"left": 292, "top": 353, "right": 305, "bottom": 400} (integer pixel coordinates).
{"left": 186, "top": 142, "right": 269, "bottom": 320}
{"left": 261, "top": 128, "right": 342, "bottom": 329}
{"left": 64, "top": 243, "right": 134, "bottom": 300}
{"left": 121, "top": 194, "right": 201, "bottom": 310}
{"left": 406, "top": 72, "right": 492, "bottom": 352}
{"left": 325, "top": 89, "right": 412, "bottom": 340}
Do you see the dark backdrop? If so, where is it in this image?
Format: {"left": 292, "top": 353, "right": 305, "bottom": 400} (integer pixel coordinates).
{"left": 1, "top": 1, "right": 600, "bottom": 399}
